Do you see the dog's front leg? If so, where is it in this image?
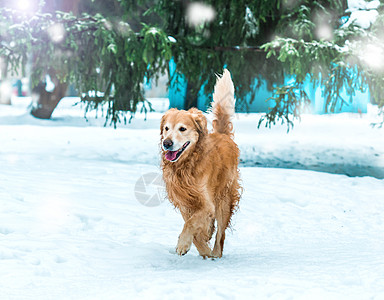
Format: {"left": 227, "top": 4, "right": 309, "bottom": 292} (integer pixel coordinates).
{"left": 176, "top": 205, "right": 214, "bottom": 256}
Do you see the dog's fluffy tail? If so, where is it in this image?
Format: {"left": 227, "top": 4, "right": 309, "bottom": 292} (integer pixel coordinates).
{"left": 211, "top": 69, "right": 235, "bottom": 136}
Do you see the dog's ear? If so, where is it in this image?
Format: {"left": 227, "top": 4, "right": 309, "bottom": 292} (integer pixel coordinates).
{"left": 160, "top": 114, "right": 167, "bottom": 135}
{"left": 160, "top": 108, "right": 178, "bottom": 135}
{"left": 188, "top": 108, "right": 208, "bottom": 136}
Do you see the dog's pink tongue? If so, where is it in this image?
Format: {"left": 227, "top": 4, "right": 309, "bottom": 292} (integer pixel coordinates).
{"left": 165, "top": 150, "right": 178, "bottom": 161}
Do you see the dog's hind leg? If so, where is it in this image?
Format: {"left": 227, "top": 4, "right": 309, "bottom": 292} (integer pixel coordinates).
{"left": 212, "top": 178, "right": 241, "bottom": 258}
{"left": 211, "top": 198, "right": 232, "bottom": 258}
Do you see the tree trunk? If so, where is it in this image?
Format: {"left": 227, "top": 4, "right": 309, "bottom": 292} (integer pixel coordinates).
{"left": 61, "top": 0, "right": 81, "bottom": 15}
{"left": 184, "top": 80, "right": 199, "bottom": 110}
{"left": 30, "top": 0, "right": 79, "bottom": 119}
{"left": 31, "top": 78, "right": 68, "bottom": 119}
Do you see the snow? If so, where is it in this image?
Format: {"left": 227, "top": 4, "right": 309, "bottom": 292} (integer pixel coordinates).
{"left": 1, "top": 98, "right": 384, "bottom": 299}
{"left": 343, "top": 9, "right": 379, "bottom": 28}
{"left": 358, "top": 43, "right": 384, "bottom": 71}
{"left": 344, "top": 0, "right": 380, "bottom": 28}
{"left": 347, "top": 0, "right": 380, "bottom": 12}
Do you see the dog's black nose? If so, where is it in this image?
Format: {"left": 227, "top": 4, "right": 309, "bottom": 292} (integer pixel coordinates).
{"left": 163, "top": 139, "right": 173, "bottom": 150}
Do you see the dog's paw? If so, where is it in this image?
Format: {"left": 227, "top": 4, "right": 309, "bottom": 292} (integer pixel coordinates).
{"left": 176, "top": 234, "right": 193, "bottom": 256}
{"left": 176, "top": 244, "right": 190, "bottom": 256}
{"left": 210, "top": 247, "right": 223, "bottom": 259}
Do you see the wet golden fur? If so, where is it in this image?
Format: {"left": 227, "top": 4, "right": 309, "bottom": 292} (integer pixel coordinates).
{"left": 160, "top": 70, "right": 241, "bottom": 258}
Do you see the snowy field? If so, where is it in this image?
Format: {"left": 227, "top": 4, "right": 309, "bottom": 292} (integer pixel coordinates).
{"left": 1, "top": 98, "right": 384, "bottom": 299}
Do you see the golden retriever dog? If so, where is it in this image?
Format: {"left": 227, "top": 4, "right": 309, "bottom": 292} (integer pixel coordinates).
{"left": 160, "top": 69, "right": 241, "bottom": 258}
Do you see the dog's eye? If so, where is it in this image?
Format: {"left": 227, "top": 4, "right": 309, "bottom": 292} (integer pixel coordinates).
{"left": 179, "top": 127, "right": 186, "bottom": 132}
{"left": 165, "top": 126, "right": 169, "bottom": 131}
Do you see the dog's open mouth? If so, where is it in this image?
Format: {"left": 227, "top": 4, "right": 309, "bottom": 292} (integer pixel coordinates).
{"left": 165, "top": 141, "right": 190, "bottom": 162}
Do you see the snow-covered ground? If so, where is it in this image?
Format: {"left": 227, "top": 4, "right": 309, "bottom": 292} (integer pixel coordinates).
{"left": 1, "top": 98, "right": 384, "bottom": 299}
{"left": 2, "top": 97, "right": 384, "bottom": 178}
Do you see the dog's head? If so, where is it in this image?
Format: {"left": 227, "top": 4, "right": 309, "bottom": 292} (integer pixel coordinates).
{"left": 160, "top": 107, "right": 208, "bottom": 162}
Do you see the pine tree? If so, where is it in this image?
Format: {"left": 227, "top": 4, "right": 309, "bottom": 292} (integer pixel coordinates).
{"left": 0, "top": 0, "right": 383, "bottom": 128}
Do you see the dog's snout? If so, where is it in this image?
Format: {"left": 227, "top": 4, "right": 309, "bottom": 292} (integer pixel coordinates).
{"left": 163, "top": 139, "right": 173, "bottom": 150}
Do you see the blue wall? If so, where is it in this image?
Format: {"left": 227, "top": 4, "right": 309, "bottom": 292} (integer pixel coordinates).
{"left": 168, "top": 61, "right": 370, "bottom": 114}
